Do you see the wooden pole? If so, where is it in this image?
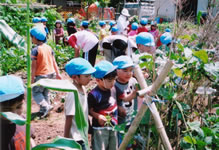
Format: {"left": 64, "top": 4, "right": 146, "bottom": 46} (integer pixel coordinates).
{"left": 119, "top": 60, "right": 173, "bottom": 150}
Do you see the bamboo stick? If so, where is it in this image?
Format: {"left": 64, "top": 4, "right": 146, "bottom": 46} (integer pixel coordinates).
{"left": 119, "top": 60, "right": 173, "bottom": 150}
{"left": 26, "top": 0, "right": 31, "bottom": 150}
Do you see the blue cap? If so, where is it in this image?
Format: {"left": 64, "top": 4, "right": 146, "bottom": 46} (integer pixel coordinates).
{"left": 165, "top": 28, "right": 171, "bottom": 32}
{"left": 93, "top": 61, "right": 117, "bottom": 79}
{"left": 131, "top": 22, "right": 138, "bottom": 30}
{"left": 113, "top": 56, "right": 134, "bottom": 69}
{"left": 0, "top": 75, "right": 25, "bottom": 102}
{"left": 160, "top": 32, "right": 172, "bottom": 45}
{"left": 99, "top": 21, "right": 106, "bottom": 26}
{"left": 67, "top": 18, "right": 75, "bottom": 23}
{"left": 65, "top": 58, "right": 96, "bottom": 76}
{"left": 81, "top": 21, "right": 89, "bottom": 26}
{"left": 41, "top": 17, "right": 48, "bottom": 22}
{"left": 111, "top": 26, "right": 118, "bottom": 32}
{"left": 140, "top": 18, "right": 148, "bottom": 25}
{"left": 30, "top": 27, "right": 46, "bottom": 42}
{"left": 109, "top": 20, "right": 116, "bottom": 26}
{"left": 136, "top": 32, "right": 155, "bottom": 46}
{"left": 32, "top": 17, "right": 41, "bottom": 23}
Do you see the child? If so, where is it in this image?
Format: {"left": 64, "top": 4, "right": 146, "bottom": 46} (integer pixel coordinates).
{"left": 54, "top": 20, "right": 64, "bottom": 44}
{"left": 109, "top": 20, "right": 116, "bottom": 31}
{"left": 137, "top": 18, "right": 148, "bottom": 34}
{"left": 128, "top": 22, "right": 138, "bottom": 36}
{"left": 67, "top": 29, "right": 99, "bottom": 66}
{"left": 113, "top": 56, "right": 138, "bottom": 148}
{"left": 149, "top": 21, "right": 159, "bottom": 42}
{"left": 0, "top": 75, "right": 35, "bottom": 149}
{"left": 31, "top": 27, "right": 62, "bottom": 118}
{"left": 64, "top": 58, "right": 96, "bottom": 150}
{"left": 136, "top": 32, "right": 156, "bottom": 54}
{"left": 41, "top": 17, "right": 49, "bottom": 37}
{"left": 88, "top": 60, "right": 135, "bottom": 150}
{"left": 80, "top": 21, "right": 89, "bottom": 31}
{"left": 67, "top": 18, "right": 77, "bottom": 36}
{"left": 99, "top": 21, "right": 108, "bottom": 55}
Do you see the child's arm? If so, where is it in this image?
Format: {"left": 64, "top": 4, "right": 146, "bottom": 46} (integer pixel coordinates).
{"left": 121, "top": 89, "right": 137, "bottom": 102}
{"left": 52, "top": 56, "right": 62, "bottom": 79}
{"left": 64, "top": 115, "right": 73, "bottom": 138}
{"left": 31, "top": 60, "right": 37, "bottom": 83}
{"left": 74, "top": 45, "right": 80, "bottom": 58}
{"left": 89, "top": 108, "right": 107, "bottom": 126}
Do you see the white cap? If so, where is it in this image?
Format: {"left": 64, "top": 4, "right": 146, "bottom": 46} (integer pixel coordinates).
{"left": 121, "top": 8, "right": 130, "bottom": 17}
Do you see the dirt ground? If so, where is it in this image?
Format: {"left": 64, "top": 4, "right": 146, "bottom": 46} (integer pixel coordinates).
{"left": 18, "top": 70, "right": 95, "bottom": 148}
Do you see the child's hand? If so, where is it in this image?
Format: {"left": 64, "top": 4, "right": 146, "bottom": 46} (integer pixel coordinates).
{"left": 56, "top": 73, "right": 62, "bottom": 80}
{"left": 118, "top": 106, "right": 126, "bottom": 117}
{"left": 98, "top": 115, "right": 107, "bottom": 126}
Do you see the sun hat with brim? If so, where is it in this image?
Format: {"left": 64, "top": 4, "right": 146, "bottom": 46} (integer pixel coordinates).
{"left": 32, "top": 17, "right": 41, "bottom": 23}
{"left": 41, "top": 17, "right": 48, "bottom": 22}
{"left": 81, "top": 21, "right": 89, "bottom": 26}
{"left": 131, "top": 22, "right": 138, "bottom": 30}
{"left": 0, "top": 75, "right": 25, "bottom": 102}
{"left": 121, "top": 8, "right": 130, "bottom": 17}
{"left": 99, "top": 21, "right": 106, "bottom": 26}
{"left": 93, "top": 61, "right": 117, "bottom": 79}
{"left": 140, "top": 18, "right": 148, "bottom": 25}
{"left": 136, "top": 32, "right": 155, "bottom": 47}
{"left": 113, "top": 56, "right": 134, "bottom": 69}
{"left": 65, "top": 58, "right": 96, "bottom": 76}
{"left": 109, "top": 20, "right": 116, "bottom": 26}
{"left": 111, "top": 26, "right": 118, "bottom": 32}
{"left": 160, "top": 32, "right": 172, "bottom": 45}
{"left": 30, "top": 27, "right": 46, "bottom": 42}
{"left": 67, "top": 18, "right": 75, "bottom": 23}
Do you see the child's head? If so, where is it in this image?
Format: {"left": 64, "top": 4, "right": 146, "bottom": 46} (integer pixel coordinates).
{"left": 150, "top": 21, "right": 157, "bottom": 30}
{"left": 160, "top": 32, "right": 172, "bottom": 46}
{"left": 140, "top": 18, "right": 148, "bottom": 26}
{"left": 111, "top": 26, "right": 118, "bottom": 35}
{"left": 65, "top": 58, "right": 96, "bottom": 86}
{"left": 113, "top": 56, "right": 134, "bottom": 83}
{"left": 136, "top": 32, "right": 156, "bottom": 54}
{"left": 99, "top": 21, "right": 106, "bottom": 28}
{"left": 109, "top": 20, "right": 116, "bottom": 27}
{"left": 93, "top": 60, "right": 117, "bottom": 90}
{"left": 32, "top": 17, "right": 41, "bottom": 23}
{"left": 81, "top": 21, "right": 89, "bottom": 29}
{"left": 55, "top": 20, "right": 62, "bottom": 28}
{"left": 30, "top": 27, "right": 47, "bottom": 43}
{"left": 0, "top": 75, "right": 25, "bottom": 115}
{"left": 41, "top": 17, "right": 48, "bottom": 25}
{"left": 131, "top": 22, "right": 138, "bottom": 31}
{"left": 67, "top": 18, "right": 76, "bottom": 26}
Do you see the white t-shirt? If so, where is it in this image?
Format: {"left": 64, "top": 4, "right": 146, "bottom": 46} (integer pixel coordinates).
{"left": 64, "top": 86, "right": 88, "bottom": 141}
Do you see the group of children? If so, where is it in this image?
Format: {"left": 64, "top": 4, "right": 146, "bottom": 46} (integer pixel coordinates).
{"left": 1, "top": 9, "right": 173, "bottom": 150}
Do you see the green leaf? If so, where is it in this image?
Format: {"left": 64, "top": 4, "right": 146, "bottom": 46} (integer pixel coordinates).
{"left": 184, "top": 136, "right": 197, "bottom": 144}
{"left": 179, "top": 34, "right": 192, "bottom": 41}
{"left": 173, "top": 68, "right": 183, "bottom": 77}
{"left": 32, "top": 79, "right": 89, "bottom": 149}
{"left": 196, "top": 140, "right": 206, "bottom": 149}
{"left": 0, "top": 112, "right": 26, "bottom": 125}
{"left": 202, "top": 127, "right": 214, "bottom": 136}
{"left": 32, "top": 136, "right": 82, "bottom": 150}
{"left": 197, "top": 11, "right": 202, "bottom": 25}
{"left": 204, "top": 136, "right": 212, "bottom": 145}
{"left": 177, "top": 43, "right": 184, "bottom": 51}
{"left": 0, "top": 19, "right": 26, "bottom": 50}
{"left": 192, "top": 49, "right": 208, "bottom": 64}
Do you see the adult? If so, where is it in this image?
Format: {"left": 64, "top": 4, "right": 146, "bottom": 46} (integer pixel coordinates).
{"left": 117, "top": 8, "right": 130, "bottom": 35}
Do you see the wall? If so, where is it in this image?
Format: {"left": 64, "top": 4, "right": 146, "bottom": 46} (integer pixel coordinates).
{"left": 154, "top": 0, "right": 176, "bottom": 21}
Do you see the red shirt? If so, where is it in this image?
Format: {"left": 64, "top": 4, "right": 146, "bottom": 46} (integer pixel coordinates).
{"left": 137, "top": 26, "right": 148, "bottom": 34}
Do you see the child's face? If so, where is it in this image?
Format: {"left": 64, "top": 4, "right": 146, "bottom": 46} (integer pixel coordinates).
{"left": 137, "top": 44, "right": 155, "bottom": 54}
{"left": 117, "top": 67, "right": 134, "bottom": 83}
{"left": 12, "top": 100, "right": 24, "bottom": 115}
{"left": 56, "top": 23, "right": 61, "bottom": 28}
{"left": 31, "top": 36, "right": 37, "bottom": 44}
{"left": 75, "top": 74, "right": 92, "bottom": 86}
{"left": 97, "top": 77, "right": 116, "bottom": 90}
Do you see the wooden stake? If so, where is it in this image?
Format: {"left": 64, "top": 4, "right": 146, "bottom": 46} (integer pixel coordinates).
{"left": 119, "top": 60, "right": 173, "bottom": 150}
